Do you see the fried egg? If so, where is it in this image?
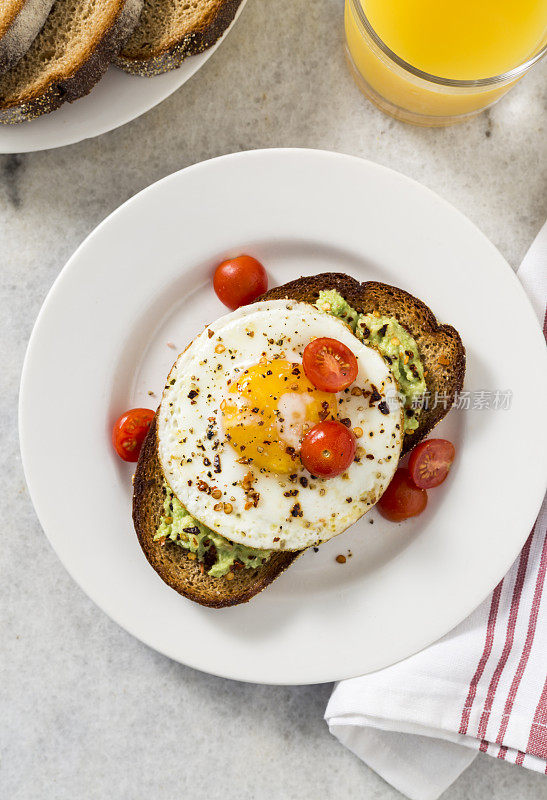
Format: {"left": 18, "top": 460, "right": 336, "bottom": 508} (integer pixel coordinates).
{"left": 157, "top": 300, "right": 403, "bottom": 551}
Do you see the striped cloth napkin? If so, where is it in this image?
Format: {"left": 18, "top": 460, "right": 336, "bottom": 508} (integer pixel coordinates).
{"left": 325, "top": 221, "right": 547, "bottom": 800}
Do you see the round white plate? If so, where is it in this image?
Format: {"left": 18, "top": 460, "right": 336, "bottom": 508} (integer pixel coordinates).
{"left": 19, "top": 149, "right": 547, "bottom": 684}
{"left": 0, "top": 1, "right": 247, "bottom": 154}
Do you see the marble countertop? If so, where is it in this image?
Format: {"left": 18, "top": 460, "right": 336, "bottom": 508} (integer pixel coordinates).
{"left": 2, "top": 1, "right": 546, "bottom": 798}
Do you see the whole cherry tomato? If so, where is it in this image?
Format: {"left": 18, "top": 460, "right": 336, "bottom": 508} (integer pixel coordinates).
{"left": 300, "top": 420, "right": 356, "bottom": 478}
{"left": 378, "top": 468, "right": 428, "bottom": 522}
{"left": 112, "top": 408, "right": 155, "bottom": 462}
{"left": 303, "top": 337, "right": 358, "bottom": 393}
{"left": 213, "top": 255, "right": 268, "bottom": 310}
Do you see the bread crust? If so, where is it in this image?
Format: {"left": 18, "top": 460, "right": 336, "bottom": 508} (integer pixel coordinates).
{"left": 0, "top": 0, "right": 55, "bottom": 76}
{"left": 116, "top": 0, "right": 244, "bottom": 77}
{"left": 133, "top": 273, "right": 464, "bottom": 607}
{"left": 0, "top": 0, "right": 144, "bottom": 124}
{"left": 133, "top": 416, "right": 299, "bottom": 609}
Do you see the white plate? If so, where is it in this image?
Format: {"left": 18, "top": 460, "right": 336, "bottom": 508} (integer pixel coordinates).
{"left": 0, "top": 1, "right": 247, "bottom": 154}
{"left": 19, "top": 149, "right": 547, "bottom": 684}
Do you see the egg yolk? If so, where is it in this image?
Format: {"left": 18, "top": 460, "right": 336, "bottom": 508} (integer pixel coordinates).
{"left": 221, "top": 359, "right": 338, "bottom": 473}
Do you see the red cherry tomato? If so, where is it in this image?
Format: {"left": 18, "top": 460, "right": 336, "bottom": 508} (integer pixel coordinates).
{"left": 303, "top": 337, "right": 359, "bottom": 393}
{"left": 378, "top": 468, "right": 428, "bottom": 522}
{"left": 213, "top": 255, "right": 268, "bottom": 310}
{"left": 300, "top": 420, "right": 357, "bottom": 478}
{"left": 112, "top": 408, "right": 155, "bottom": 462}
{"left": 408, "top": 439, "right": 456, "bottom": 489}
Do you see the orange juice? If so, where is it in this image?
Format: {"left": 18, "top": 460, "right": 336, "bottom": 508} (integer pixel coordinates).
{"left": 345, "top": 0, "right": 547, "bottom": 125}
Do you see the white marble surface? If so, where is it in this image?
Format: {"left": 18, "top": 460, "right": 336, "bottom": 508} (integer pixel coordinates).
{"left": 2, "top": 0, "right": 546, "bottom": 798}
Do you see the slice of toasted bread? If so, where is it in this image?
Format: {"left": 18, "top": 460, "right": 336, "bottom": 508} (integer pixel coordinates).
{"left": 133, "top": 416, "right": 299, "bottom": 609}
{"left": 116, "top": 0, "right": 244, "bottom": 76}
{"left": 0, "top": 0, "right": 144, "bottom": 124}
{"left": 0, "top": 0, "right": 55, "bottom": 76}
{"left": 261, "top": 273, "right": 465, "bottom": 455}
{"left": 133, "top": 274, "right": 464, "bottom": 607}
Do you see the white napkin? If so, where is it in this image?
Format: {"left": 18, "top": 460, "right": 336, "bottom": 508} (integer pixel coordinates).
{"left": 325, "top": 221, "right": 547, "bottom": 800}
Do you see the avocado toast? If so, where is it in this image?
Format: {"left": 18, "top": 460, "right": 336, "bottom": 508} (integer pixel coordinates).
{"left": 132, "top": 273, "right": 465, "bottom": 608}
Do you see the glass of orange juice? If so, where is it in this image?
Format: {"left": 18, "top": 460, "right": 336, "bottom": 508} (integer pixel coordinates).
{"left": 345, "top": 0, "right": 547, "bottom": 126}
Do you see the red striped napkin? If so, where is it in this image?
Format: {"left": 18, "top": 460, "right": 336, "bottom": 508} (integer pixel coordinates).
{"left": 325, "top": 221, "right": 547, "bottom": 800}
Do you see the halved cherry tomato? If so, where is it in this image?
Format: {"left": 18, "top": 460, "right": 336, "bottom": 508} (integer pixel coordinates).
{"left": 378, "top": 468, "right": 428, "bottom": 522}
{"left": 408, "top": 439, "right": 456, "bottom": 489}
{"left": 213, "top": 255, "right": 268, "bottom": 310}
{"left": 112, "top": 408, "right": 155, "bottom": 462}
{"left": 300, "top": 420, "right": 356, "bottom": 478}
{"left": 303, "top": 337, "right": 358, "bottom": 393}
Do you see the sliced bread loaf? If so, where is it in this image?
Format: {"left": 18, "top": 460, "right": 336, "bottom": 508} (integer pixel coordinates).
{"left": 0, "top": 0, "right": 55, "bottom": 75}
{"left": 0, "top": 0, "right": 144, "bottom": 124}
{"left": 116, "top": 0, "right": 244, "bottom": 77}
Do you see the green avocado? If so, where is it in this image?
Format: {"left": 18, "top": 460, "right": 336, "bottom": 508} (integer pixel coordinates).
{"left": 315, "top": 289, "right": 360, "bottom": 330}
{"left": 315, "top": 290, "right": 426, "bottom": 432}
{"left": 154, "top": 486, "right": 273, "bottom": 577}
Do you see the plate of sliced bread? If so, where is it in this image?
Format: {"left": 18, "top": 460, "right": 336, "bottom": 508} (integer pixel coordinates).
{"left": 0, "top": 0, "right": 247, "bottom": 152}
{"left": 19, "top": 149, "right": 547, "bottom": 683}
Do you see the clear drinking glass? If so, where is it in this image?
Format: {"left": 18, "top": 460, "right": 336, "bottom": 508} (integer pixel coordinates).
{"left": 345, "top": 0, "right": 547, "bottom": 127}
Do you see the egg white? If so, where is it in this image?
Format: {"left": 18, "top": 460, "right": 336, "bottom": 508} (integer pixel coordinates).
{"left": 157, "top": 300, "right": 403, "bottom": 551}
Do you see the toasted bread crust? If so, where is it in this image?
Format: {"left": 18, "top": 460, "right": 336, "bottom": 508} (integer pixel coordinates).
{"left": 0, "top": 0, "right": 143, "bottom": 124}
{"left": 261, "top": 274, "right": 465, "bottom": 454}
{"left": 116, "top": 0, "right": 244, "bottom": 77}
{"left": 133, "top": 416, "right": 299, "bottom": 608}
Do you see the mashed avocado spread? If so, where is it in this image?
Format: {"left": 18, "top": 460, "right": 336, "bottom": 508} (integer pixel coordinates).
{"left": 155, "top": 486, "right": 273, "bottom": 578}
{"left": 315, "top": 290, "right": 427, "bottom": 432}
